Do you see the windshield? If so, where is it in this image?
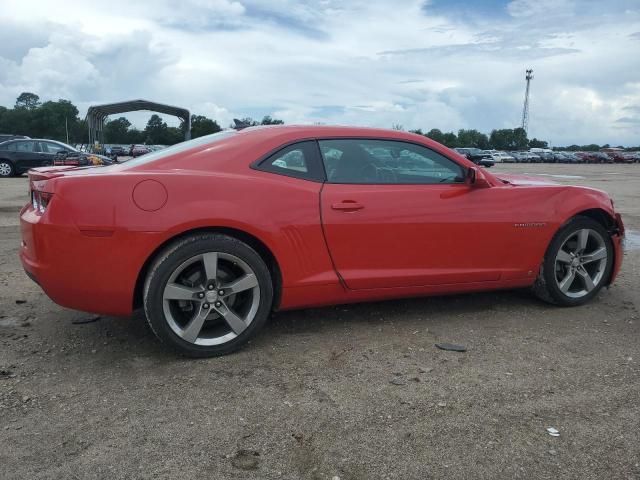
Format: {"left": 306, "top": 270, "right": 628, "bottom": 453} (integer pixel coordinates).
{"left": 120, "top": 130, "right": 237, "bottom": 168}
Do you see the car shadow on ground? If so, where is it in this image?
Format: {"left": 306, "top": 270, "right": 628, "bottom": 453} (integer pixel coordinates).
{"left": 78, "top": 288, "right": 550, "bottom": 361}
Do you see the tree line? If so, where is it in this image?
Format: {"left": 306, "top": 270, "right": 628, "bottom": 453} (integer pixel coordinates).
{"left": 408, "top": 127, "right": 550, "bottom": 151}
{"left": 402, "top": 126, "right": 637, "bottom": 151}
{"left": 0, "top": 92, "right": 283, "bottom": 146}
{"left": 1, "top": 92, "right": 636, "bottom": 150}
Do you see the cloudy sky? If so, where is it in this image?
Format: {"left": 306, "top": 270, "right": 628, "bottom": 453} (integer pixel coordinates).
{"left": 1, "top": 0, "right": 639, "bottom": 145}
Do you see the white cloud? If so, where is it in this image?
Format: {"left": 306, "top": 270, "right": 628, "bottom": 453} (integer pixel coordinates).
{"left": 507, "top": 0, "right": 575, "bottom": 18}
{"left": 0, "top": 0, "right": 639, "bottom": 145}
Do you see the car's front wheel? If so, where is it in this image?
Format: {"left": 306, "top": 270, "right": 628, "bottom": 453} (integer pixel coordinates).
{"left": 533, "top": 216, "right": 614, "bottom": 306}
{"left": 143, "top": 233, "right": 274, "bottom": 357}
{"left": 0, "top": 160, "right": 15, "bottom": 177}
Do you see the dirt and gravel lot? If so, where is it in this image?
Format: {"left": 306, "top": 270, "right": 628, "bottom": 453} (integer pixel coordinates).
{"left": 1, "top": 163, "right": 639, "bottom": 480}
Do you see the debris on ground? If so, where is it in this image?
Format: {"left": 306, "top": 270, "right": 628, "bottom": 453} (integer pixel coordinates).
{"left": 546, "top": 427, "right": 560, "bottom": 437}
{"left": 435, "top": 343, "right": 467, "bottom": 352}
{"left": 231, "top": 449, "right": 261, "bottom": 470}
{"left": 72, "top": 316, "right": 101, "bottom": 325}
{"left": 15, "top": 300, "right": 27, "bottom": 305}
{"left": 390, "top": 377, "right": 406, "bottom": 386}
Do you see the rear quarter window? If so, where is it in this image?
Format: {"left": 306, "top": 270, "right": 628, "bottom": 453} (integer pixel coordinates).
{"left": 120, "top": 131, "right": 238, "bottom": 168}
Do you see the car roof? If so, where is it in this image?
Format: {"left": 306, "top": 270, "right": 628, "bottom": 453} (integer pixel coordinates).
{"left": 118, "top": 123, "right": 489, "bottom": 180}
{"left": 232, "top": 124, "right": 422, "bottom": 138}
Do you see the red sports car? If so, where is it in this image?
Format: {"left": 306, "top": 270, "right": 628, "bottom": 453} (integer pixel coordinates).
{"left": 20, "top": 126, "right": 625, "bottom": 357}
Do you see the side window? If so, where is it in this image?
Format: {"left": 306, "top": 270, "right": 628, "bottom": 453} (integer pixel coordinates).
{"left": 318, "top": 139, "right": 464, "bottom": 185}
{"left": 41, "top": 142, "right": 66, "bottom": 154}
{"left": 256, "top": 141, "right": 325, "bottom": 182}
{"left": 15, "top": 141, "right": 36, "bottom": 153}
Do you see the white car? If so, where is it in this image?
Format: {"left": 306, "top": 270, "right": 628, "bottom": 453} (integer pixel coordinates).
{"left": 490, "top": 151, "right": 515, "bottom": 163}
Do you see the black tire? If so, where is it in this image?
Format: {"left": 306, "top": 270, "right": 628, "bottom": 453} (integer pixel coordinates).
{"left": 533, "top": 216, "right": 614, "bottom": 306}
{"left": 143, "top": 233, "right": 274, "bottom": 357}
{"left": 0, "top": 160, "right": 15, "bottom": 177}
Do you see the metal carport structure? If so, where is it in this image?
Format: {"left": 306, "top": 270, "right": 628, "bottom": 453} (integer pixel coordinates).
{"left": 85, "top": 99, "right": 191, "bottom": 146}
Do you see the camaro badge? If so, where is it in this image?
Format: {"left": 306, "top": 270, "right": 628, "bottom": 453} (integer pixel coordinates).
{"left": 514, "top": 222, "right": 546, "bottom": 228}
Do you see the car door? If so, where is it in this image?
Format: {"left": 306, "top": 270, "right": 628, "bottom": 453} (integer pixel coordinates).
{"left": 38, "top": 141, "right": 68, "bottom": 166}
{"left": 11, "top": 141, "right": 40, "bottom": 171}
{"left": 319, "top": 138, "right": 508, "bottom": 290}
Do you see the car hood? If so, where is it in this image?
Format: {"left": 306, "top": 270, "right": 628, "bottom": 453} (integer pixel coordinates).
{"left": 493, "top": 173, "right": 560, "bottom": 186}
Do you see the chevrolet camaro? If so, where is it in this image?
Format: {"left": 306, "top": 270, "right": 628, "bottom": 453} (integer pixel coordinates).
{"left": 20, "top": 126, "right": 625, "bottom": 356}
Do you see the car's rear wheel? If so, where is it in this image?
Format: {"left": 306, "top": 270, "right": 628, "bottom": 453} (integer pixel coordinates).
{"left": 143, "top": 233, "right": 273, "bottom": 357}
{"left": 533, "top": 216, "right": 613, "bottom": 306}
{"left": 0, "top": 160, "right": 14, "bottom": 177}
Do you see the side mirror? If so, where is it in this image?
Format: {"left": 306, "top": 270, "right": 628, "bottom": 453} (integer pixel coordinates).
{"left": 466, "top": 167, "right": 491, "bottom": 188}
{"left": 466, "top": 167, "right": 477, "bottom": 184}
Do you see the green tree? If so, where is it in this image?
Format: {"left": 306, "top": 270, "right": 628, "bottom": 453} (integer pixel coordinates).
{"left": 70, "top": 119, "right": 88, "bottom": 144}
{"left": 489, "top": 128, "right": 529, "bottom": 150}
{"left": 529, "top": 138, "right": 549, "bottom": 148}
{"left": 15, "top": 92, "right": 41, "bottom": 110}
{"left": 235, "top": 117, "right": 260, "bottom": 127}
{"left": 424, "top": 129, "right": 458, "bottom": 147}
{"left": 125, "top": 128, "right": 144, "bottom": 145}
{"left": 31, "top": 100, "right": 80, "bottom": 141}
{"left": 457, "top": 129, "right": 490, "bottom": 149}
{"left": 144, "top": 114, "right": 168, "bottom": 144}
{"left": 190, "top": 115, "right": 222, "bottom": 139}
{"left": 425, "top": 128, "right": 445, "bottom": 144}
{"left": 441, "top": 132, "right": 458, "bottom": 148}
{"left": 260, "top": 115, "right": 284, "bottom": 125}
{"left": 512, "top": 128, "right": 528, "bottom": 150}
{"left": 104, "top": 117, "right": 132, "bottom": 143}
{"left": 164, "top": 127, "right": 184, "bottom": 145}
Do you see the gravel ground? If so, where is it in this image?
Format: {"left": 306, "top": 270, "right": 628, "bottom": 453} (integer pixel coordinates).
{"left": 1, "top": 163, "right": 639, "bottom": 480}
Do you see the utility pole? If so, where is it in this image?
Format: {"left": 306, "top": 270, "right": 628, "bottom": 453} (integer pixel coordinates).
{"left": 521, "top": 69, "right": 533, "bottom": 135}
{"left": 65, "top": 117, "right": 69, "bottom": 144}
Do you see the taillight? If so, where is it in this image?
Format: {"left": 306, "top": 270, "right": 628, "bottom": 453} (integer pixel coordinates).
{"left": 31, "top": 190, "right": 53, "bottom": 214}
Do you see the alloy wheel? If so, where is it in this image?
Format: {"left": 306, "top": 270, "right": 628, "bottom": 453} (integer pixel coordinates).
{"left": 162, "top": 252, "right": 260, "bottom": 346}
{"left": 0, "top": 162, "right": 12, "bottom": 177}
{"left": 554, "top": 228, "right": 608, "bottom": 299}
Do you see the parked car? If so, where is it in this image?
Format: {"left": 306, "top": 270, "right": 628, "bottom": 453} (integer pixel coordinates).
{"left": 109, "top": 146, "right": 126, "bottom": 159}
{"left": 0, "top": 134, "right": 29, "bottom": 143}
{"left": 132, "top": 145, "right": 151, "bottom": 157}
{"left": 533, "top": 151, "right": 554, "bottom": 162}
{"left": 606, "top": 151, "right": 634, "bottom": 163}
{"left": 577, "top": 152, "right": 593, "bottom": 163}
{"left": 454, "top": 148, "right": 494, "bottom": 167}
{"left": 490, "top": 151, "right": 515, "bottom": 163}
{"left": 509, "top": 152, "right": 529, "bottom": 163}
{"left": 590, "top": 152, "right": 613, "bottom": 163}
{"left": 525, "top": 152, "right": 542, "bottom": 163}
{"left": 552, "top": 152, "right": 569, "bottom": 163}
{"left": 530, "top": 148, "right": 553, "bottom": 159}
{"left": 20, "top": 126, "right": 625, "bottom": 357}
{"left": 0, "top": 139, "right": 76, "bottom": 177}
